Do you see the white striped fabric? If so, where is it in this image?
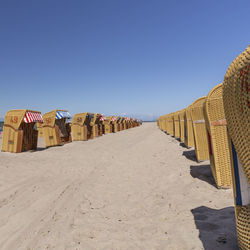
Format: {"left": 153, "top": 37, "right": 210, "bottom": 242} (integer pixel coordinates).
{"left": 111, "top": 117, "right": 116, "bottom": 122}
{"left": 24, "top": 112, "right": 43, "bottom": 123}
{"left": 56, "top": 111, "right": 71, "bottom": 119}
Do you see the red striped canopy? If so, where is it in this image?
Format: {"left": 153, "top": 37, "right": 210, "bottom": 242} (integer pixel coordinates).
{"left": 24, "top": 112, "right": 43, "bottom": 123}
{"left": 99, "top": 115, "right": 106, "bottom": 121}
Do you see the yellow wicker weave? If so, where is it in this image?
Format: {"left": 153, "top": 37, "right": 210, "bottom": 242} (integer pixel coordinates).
{"left": 184, "top": 104, "right": 195, "bottom": 148}
{"left": 223, "top": 46, "right": 250, "bottom": 250}
{"left": 190, "top": 97, "right": 209, "bottom": 161}
{"left": 161, "top": 114, "right": 168, "bottom": 132}
{"left": 235, "top": 205, "right": 250, "bottom": 249}
{"left": 158, "top": 116, "right": 163, "bottom": 130}
{"left": 157, "top": 116, "right": 162, "bottom": 129}
{"left": 174, "top": 111, "right": 180, "bottom": 139}
{"left": 224, "top": 46, "right": 250, "bottom": 180}
{"left": 168, "top": 113, "right": 174, "bottom": 136}
{"left": 205, "top": 83, "right": 232, "bottom": 188}
{"left": 179, "top": 109, "right": 186, "bottom": 143}
{"left": 165, "top": 114, "right": 170, "bottom": 134}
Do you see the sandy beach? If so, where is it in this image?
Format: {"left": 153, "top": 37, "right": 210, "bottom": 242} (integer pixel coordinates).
{"left": 0, "top": 122, "right": 237, "bottom": 250}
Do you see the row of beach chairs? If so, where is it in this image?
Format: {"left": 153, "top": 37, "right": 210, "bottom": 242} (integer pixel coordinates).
{"left": 1, "top": 110, "right": 142, "bottom": 153}
{"left": 158, "top": 46, "right": 249, "bottom": 249}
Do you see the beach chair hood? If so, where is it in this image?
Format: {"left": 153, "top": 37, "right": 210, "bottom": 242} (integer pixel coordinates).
{"left": 4, "top": 110, "right": 43, "bottom": 130}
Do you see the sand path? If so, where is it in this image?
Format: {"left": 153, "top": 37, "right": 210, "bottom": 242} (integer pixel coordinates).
{"left": 0, "top": 123, "right": 237, "bottom": 250}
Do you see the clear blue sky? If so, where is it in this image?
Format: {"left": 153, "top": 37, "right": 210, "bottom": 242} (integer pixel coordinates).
{"left": 0, "top": 0, "right": 249, "bottom": 120}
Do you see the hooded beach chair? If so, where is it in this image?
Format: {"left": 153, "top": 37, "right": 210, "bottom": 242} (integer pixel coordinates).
{"left": 1, "top": 110, "right": 43, "bottom": 153}
{"left": 162, "top": 115, "right": 167, "bottom": 133}
{"left": 106, "top": 116, "right": 117, "bottom": 133}
{"left": 158, "top": 116, "right": 163, "bottom": 130}
{"left": 103, "top": 117, "right": 113, "bottom": 134}
{"left": 125, "top": 117, "right": 131, "bottom": 129}
{"left": 114, "top": 116, "right": 121, "bottom": 132}
{"left": 190, "top": 97, "right": 209, "bottom": 161}
{"left": 98, "top": 114, "right": 106, "bottom": 135}
{"left": 42, "top": 110, "right": 72, "bottom": 147}
{"left": 122, "top": 117, "right": 128, "bottom": 130}
{"left": 168, "top": 113, "right": 174, "bottom": 136}
{"left": 174, "top": 111, "right": 180, "bottom": 139}
{"left": 223, "top": 46, "right": 250, "bottom": 250}
{"left": 121, "top": 117, "right": 128, "bottom": 130}
{"left": 184, "top": 104, "right": 195, "bottom": 148}
{"left": 92, "top": 113, "right": 104, "bottom": 137}
{"left": 160, "top": 115, "right": 167, "bottom": 132}
{"left": 71, "top": 113, "right": 88, "bottom": 141}
{"left": 87, "top": 113, "right": 99, "bottom": 139}
{"left": 204, "top": 83, "right": 232, "bottom": 188}
{"left": 179, "top": 109, "right": 186, "bottom": 143}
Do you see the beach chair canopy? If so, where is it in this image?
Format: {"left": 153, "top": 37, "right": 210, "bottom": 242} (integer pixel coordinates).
{"left": 4, "top": 110, "right": 43, "bottom": 130}
{"left": 99, "top": 115, "right": 106, "bottom": 121}
{"left": 56, "top": 111, "right": 71, "bottom": 119}
{"left": 24, "top": 111, "right": 43, "bottom": 123}
{"left": 87, "top": 113, "right": 95, "bottom": 119}
{"left": 42, "top": 110, "right": 70, "bottom": 128}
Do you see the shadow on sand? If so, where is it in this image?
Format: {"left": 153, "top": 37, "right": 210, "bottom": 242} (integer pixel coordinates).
{"left": 191, "top": 206, "right": 238, "bottom": 250}
{"left": 190, "top": 164, "right": 216, "bottom": 188}
{"left": 182, "top": 149, "right": 197, "bottom": 162}
{"left": 32, "top": 147, "right": 48, "bottom": 152}
{"left": 179, "top": 142, "right": 187, "bottom": 148}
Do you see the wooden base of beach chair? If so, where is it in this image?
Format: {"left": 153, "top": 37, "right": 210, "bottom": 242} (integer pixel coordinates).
{"left": 72, "top": 125, "right": 87, "bottom": 141}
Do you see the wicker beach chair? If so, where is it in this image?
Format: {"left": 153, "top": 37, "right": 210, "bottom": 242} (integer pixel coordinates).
{"left": 126, "top": 117, "right": 132, "bottom": 129}
{"left": 204, "top": 83, "right": 232, "bottom": 188}
{"left": 42, "top": 110, "right": 72, "bottom": 147}
{"left": 179, "top": 109, "right": 186, "bottom": 143}
{"left": 160, "top": 116, "right": 165, "bottom": 131}
{"left": 184, "top": 105, "right": 195, "bottom": 148}
{"left": 114, "top": 116, "right": 121, "bottom": 132}
{"left": 162, "top": 114, "right": 168, "bottom": 133}
{"left": 174, "top": 111, "right": 181, "bottom": 139}
{"left": 1, "top": 110, "right": 43, "bottom": 153}
{"left": 223, "top": 46, "right": 250, "bottom": 250}
{"left": 98, "top": 114, "right": 106, "bottom": 135}
{"left": 122, "top": 117, "right": 128, "bottom": 130}
{"left": 190, "top": 97, "right": 209, "bottom": 161}
{"left": 163, "top": 114, "right": 168, "bottom": 134}
{"left": 86, "top": 113, "right": 99, "bottom": 139}
{"left": 71, "top": 113, "right": 88, "bottom": 141}
{"left": 107, "top": 116, "right": 118, "bottom": 132}
{"left": 91, "top": 113, "right": 104, "bottom": 137}
{"left": 103, "top": 116, "right": 113, "bottom": 134}
{"left": 168, "top": 113, "right": 174, "bottom": 136}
